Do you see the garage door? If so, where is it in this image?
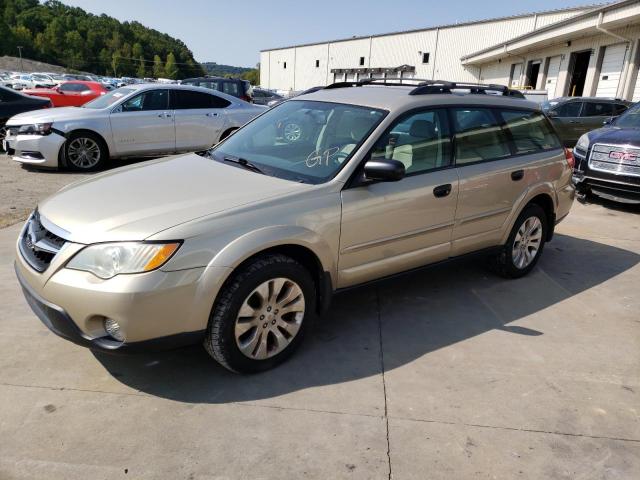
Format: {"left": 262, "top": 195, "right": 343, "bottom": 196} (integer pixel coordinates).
{"left": 545, "top": 56, "right": 561, "bottom": 99}
{"left": 510, "top": 63, "right": 523, "bottom": 87}
{"left": 596, "top": 43, "right": 628, "bottom": 98}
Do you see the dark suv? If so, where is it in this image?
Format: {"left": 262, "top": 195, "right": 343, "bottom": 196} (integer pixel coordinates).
{"left": 543, "top": 97, "right": 630, "bottom": 147}
{"left": 573, "top": 102, "right": 640, "bottom": 204}
{"left": 181, "top": 76, "right": 253, "bottom": 103}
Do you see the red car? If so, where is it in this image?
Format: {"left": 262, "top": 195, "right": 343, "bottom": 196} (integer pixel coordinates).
{"left": 22, "top": 81, "right": 108, "bottom": 107}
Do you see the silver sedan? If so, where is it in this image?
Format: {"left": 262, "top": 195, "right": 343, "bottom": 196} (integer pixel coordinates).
{"left": 3, "top": 84, "right": 266, "bottom": 171}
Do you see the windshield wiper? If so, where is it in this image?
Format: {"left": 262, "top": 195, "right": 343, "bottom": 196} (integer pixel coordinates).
{"left": 223, "top": 156, "right": 265, "bottom": 175}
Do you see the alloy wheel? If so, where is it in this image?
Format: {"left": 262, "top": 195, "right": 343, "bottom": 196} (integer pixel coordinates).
{"left": 234, "top": 277, "right": 305, "bottom": 360}
{"left": 67, "top": 137, "right": 101, "bottom": 169}
{"left": 512, "top": 216, "right": 543, "bottom": 269}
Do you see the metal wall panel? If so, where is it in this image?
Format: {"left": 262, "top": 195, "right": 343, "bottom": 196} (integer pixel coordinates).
{"left": 369, "top": 30, "right": 438, "bottom": 79}
{"left": 294, "top": 44, "right": 331, "bottom": 90}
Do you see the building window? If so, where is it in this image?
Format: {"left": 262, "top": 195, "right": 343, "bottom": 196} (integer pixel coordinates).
{"left": 315, "top": 59, "right": 320, "bottom": 68}
{"left": 359, "top": 57, "right": 365, "bottom": 66}
{"left": 422, "top": 52, "right": 430, "bottom": 64}
{"left": 283, "top": 62, "right": 287, "bottom": 69}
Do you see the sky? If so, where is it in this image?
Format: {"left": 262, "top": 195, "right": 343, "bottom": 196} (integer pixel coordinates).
{"left": 61, "top": 0, "right": 596, "bottom": 67}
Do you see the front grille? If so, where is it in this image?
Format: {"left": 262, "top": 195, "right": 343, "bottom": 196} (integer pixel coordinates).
{"left": 589, "top": 144, "right": 640, "bottom": 178}
{"left": 19, "top": 211, "right": 67, "bottom": 272}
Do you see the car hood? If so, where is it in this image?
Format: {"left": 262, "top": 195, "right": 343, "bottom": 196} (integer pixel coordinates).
{"left": 6, "top": 106, "right": 100, "bottom": 125}
{"left": 38, "top": 154, "right": 307, "bottom": 244}
{"left": 587, "top": 126, "right": 640, "bottom": 148}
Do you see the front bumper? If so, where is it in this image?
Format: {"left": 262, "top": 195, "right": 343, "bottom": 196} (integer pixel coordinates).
{"left": 15, "top": 229, "right": 231, "bottom": 352}
{"left": 573, "top": 148, "right": 640, "bottom": 204}
{"left": 5, "top": 132, "right": 66, "bottom": 168}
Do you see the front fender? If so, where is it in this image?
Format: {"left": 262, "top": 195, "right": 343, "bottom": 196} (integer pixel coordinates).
{"left": 211, "top": 225, "right": 337, "bottom": 285}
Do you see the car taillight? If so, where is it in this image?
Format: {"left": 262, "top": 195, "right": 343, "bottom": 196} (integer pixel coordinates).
{"left": 564, "top": 148, "right": 575, "bottom": 169}
{"left": 241, "top": 95, "right": 252, "bottom": 103}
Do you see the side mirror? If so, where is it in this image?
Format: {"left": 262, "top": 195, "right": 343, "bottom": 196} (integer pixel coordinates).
{"left": 363, "top": 158, "right": 405, "bottom": 182}
{"left": 603, "top": 116, "right": 614, "bottom": 126}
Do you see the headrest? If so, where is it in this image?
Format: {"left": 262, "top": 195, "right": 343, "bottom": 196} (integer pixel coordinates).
{"left": 350, "top": 116, "right": 374, "bottom": 140}
{"left": 409, "top": 120, "right": 437, "bottom": 139}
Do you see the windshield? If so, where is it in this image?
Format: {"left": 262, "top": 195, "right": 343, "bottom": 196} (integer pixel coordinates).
{"left": 210, "top": 100, "right": 386, "bottom": 184}
{"left": 612, "top": 103, "right": 640, "bottom": 128}
{"left": 82, "top": 88, "right": 135, "bottom": 109}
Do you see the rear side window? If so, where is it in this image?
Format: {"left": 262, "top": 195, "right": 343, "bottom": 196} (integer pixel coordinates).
{"left": 500, "top": 110, "right": 561, "bottom": 154}
{"left": 451, "top": 108, "right": 510, "bottom": 164}
{"left": 554, "top": 101, "right": 582, "bottom": 117}
{"left": 581, "top": 102, "right": 613, "bottom": 117}
{"left": 173, "top": 90, "right": 230, "bottom": 109}
{"left": 222, "top": 81, "right": 240, "bottom": 96}
{"left": 613, "top": 103, "right": 628, "bottom": 115}
{"left": 60, "top": 83, "right": 90, "bottom": 92}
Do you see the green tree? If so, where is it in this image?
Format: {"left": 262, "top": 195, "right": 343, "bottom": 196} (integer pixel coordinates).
{"left": 164, "top": 52, "right": 178, "bottom": 79}
{"left": 152, "top": 54, "right": 164, "bottom": 78}
{"left": 111, "top": 51, "right": 121, "bottom": 77}
{"left": 241, "top": 69, "right": 259, "bottom": 86}
{"left": 136, "top": 56, "right": 146, "bottom": 78}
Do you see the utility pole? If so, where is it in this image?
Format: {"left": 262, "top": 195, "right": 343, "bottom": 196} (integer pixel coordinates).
{"left": 17, "top": 46, "right": 24, "bottom": 71}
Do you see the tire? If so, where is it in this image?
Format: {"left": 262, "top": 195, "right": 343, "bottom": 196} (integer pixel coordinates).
{"left": 64, "top": 131, "right": 107, "bottom": 171}
{"left": 490, "top": 204, "right": 548, "bottom": 279}
{"left": 204, "top": 254, "right": 316, "bottom": 373}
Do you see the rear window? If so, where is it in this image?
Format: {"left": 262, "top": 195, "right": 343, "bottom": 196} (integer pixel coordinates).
{"left": 581, "top": 102, "right": 613, "bottom": 117}
{"left": 500, "top": 110, "right": 561, "bottom": 154}
{"left": 172, "top": 89, "right": 231, "bottom": 109}
{"left": 451, "top": 108, "right": 510, "bottom": 164}
{"left": 222, "top": 81, "right": 240, "bottom": 96}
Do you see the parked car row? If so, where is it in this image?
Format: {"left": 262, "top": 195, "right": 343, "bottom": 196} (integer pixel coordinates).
{"left": 3, "top": 84, "right": 265, "bottom": 170}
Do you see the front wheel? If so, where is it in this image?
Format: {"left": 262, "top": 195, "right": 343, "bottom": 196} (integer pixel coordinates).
{"left": 64, "top": 132, "right": 107, "bottom": 171}
{"left": 204, "top": 254, "right": 316, "bottom": 373}
{"left": 490, "top": 204, "right": 548, "bottom": 278}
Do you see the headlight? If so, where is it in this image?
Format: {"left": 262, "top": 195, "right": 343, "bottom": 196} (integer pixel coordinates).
{"left": 18, "top": 122, "right": 52, "bottom": 135}
{"left": 67, "top": 242, "right": 181, "bottom": 279}
{"left": 575, "top": 134, "right": 590, "bottom": 152}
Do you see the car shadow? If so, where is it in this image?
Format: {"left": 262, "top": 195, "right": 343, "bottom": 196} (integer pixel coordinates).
{"left": 93, "top": 233, "right": 639, "bottom": 403}
{"left": 578, "top": 192, "right": 640, "bottom": 214}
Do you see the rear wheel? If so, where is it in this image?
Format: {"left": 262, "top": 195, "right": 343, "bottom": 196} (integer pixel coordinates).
{"left": 204, "top": 254, "right": 315, "bottom": 373}
{"left": 490, "top": 204, "right": 548, "bottom": 278}
{"left": 65, "top": 132, "right": 107, "bottom": 171}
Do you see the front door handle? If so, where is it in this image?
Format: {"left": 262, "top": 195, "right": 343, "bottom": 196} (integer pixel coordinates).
{"left": 158, "top": 112, "right": 172, "bottom": 119}
{"left": 206, "top": 112, "right": 218, "bottom": 117}
{"left": 433, "top": 184, "right": 452, "bottom": 198}
{"left": 511, "top": 169, "right": 525, "bottom": 181}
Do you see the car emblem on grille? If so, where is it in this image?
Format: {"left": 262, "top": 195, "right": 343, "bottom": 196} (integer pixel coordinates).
{"left": 609, "top": 151, "right": 638, "bottom": 161}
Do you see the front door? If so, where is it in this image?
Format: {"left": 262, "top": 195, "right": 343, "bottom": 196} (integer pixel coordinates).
{"left": 109, "top": 89, "right": 175, "bottom": 155}
{"left": 339, "top": 108, "right": 459, "bottom": 287}
{"left": 172, "top": 89, "right": 229, "bottom": 150}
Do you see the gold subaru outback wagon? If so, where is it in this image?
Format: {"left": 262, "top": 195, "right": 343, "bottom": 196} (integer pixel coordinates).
{"left": 15, "top": 80, "right": 575, "bottom": 373}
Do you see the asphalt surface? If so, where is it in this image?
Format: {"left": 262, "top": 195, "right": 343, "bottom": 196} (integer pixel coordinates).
{"left": 0, "top": 158, "right": 638, "bottom": 479}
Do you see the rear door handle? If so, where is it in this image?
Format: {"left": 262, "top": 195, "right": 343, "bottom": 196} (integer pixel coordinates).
{"left": 433, "top": 184, "right": 452, "bottom": 198}
{"left": 158, "top": 112, "right": 172, "bottom": 119}
{"left": 511, "top": 169, "right": 525, "bottom": 181}
{"left": 206, "top": 112, "right": 218, "bottom": 117}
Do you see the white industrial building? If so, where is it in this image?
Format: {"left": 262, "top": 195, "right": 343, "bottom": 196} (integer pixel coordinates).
{"left": 259, "top": 0, "right": 640, "bottom": 101}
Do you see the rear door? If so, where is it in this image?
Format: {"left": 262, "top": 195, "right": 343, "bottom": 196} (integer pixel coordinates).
{"left": 339, "top": 108, "right": 459, "bottom": 287}
{"left": 109, "top": 89, "right": 175, "bottom": 155}
{"left": 452, "top": 107, "right": 563, "bottom": 255}
{"left": 172, "top": 89, "right": 230, "bottom": 150}
{"left": 579, "top": 101, "right": 615, "bottom": 134}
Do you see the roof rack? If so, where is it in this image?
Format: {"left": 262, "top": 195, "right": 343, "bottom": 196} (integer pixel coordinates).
{"left": 324, "top": 78, "right": 525, "bottom": 98}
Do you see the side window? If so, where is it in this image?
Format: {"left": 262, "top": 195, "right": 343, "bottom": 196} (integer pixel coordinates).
{"left": 581, "top": 102, "right": 613, "bottom": 117}
{"left": 371, "top": 109, "right": 451, "bottom": 174}
{"left": 613, "top": 103, "right": 628, "bottom": 115}
{"left": 222, "top": 81, "right": 240, "bottom": 97}
{"left": 500, "top": 110, "right": 561, "bottom": 154}
{"left": 59, "top": 83, "right": 79, "bottom": 92}
{"left": 173, "top": 90, "right": 230, "bottom": 109}
{"left": 121, "top": 90, "right": 168, "bottom": 112}
{"left": 451, "top": 108, "right": 510, "bottom": 165}
{"left": 199, "top": 80, "right": 220, "bottom": 91}
{"left": 554, "top": 102, "right": 582, "bottom": 117}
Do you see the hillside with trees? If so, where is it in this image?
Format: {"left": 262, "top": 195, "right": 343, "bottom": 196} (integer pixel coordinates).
{"left": 0, "top": 0, "right": 205, "bottom": 79}
{"left": 201, "top": 62, "right": 259, "bottom": 85}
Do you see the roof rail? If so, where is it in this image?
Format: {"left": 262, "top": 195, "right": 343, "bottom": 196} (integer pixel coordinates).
{"left": 324, "top": 78, "right": 524, "bottom": 98}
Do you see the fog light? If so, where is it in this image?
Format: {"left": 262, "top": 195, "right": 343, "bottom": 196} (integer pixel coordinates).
{"left": 104, "top": 318, "right": 124, "bottom": 342}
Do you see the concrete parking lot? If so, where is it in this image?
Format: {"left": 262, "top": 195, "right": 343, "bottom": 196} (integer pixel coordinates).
{"left": 0, "top": 155, "right": 639, "bottom": 479}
